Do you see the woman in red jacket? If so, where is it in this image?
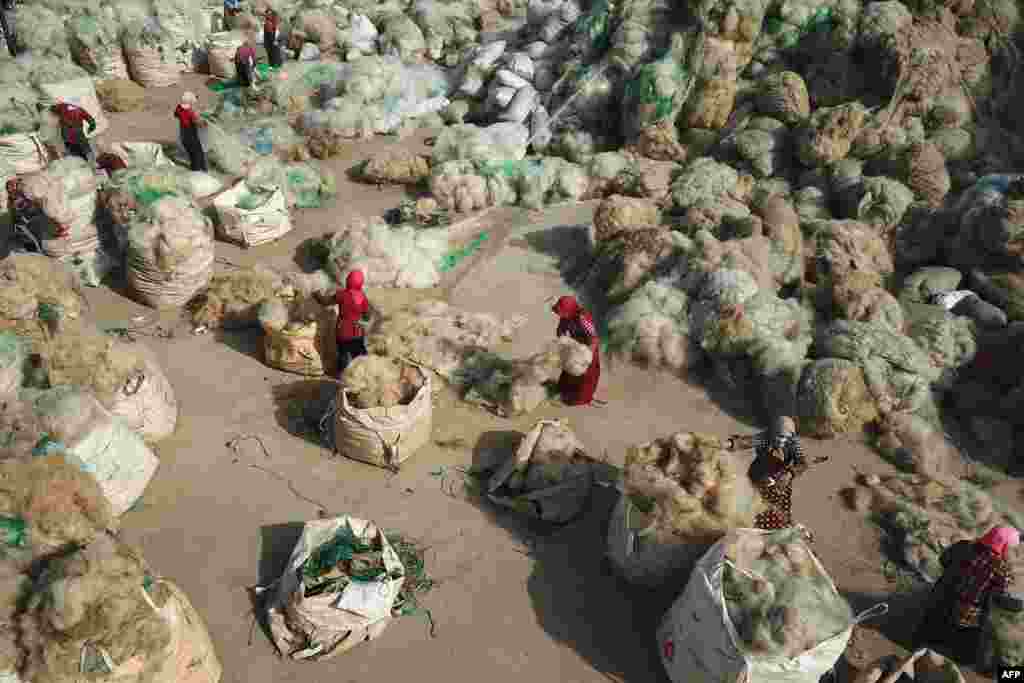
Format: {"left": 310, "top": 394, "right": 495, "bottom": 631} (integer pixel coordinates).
{"left": 174, "top": 92, "right": 208, "bottom": 172}
{"left": 331, "top": 269, "right": 371, "bottom": 374}
{"left": 552, "top": 295, "right": 600, "bottom": 406}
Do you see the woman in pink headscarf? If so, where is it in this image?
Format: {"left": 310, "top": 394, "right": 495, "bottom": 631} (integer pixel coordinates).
{"left": 318, "top": 269, "right": 371, "bottom": 375}
{"left": 552, "top": 295, "right": 600, "bottom": 406}
{"left": 913, "top": 525, "right": 1019, "bottom": 665}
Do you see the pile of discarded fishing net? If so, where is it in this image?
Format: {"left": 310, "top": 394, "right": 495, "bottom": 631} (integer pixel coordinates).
{"left": 658, "top": 528, "right": 859, "bottom": 683}
{"left": 486, "top": 418, "right": 594, "bottom": 523}
{"left": 21, "top": 156, "right": 101, "bottom": 257}
{"left": 264, "top": 515, "right": 433, "bottom": 660}
{"left": 0, "top": 453, "right": 115, "bottom": 569}
{"left": 0, "top": 57, "right": 107, "bottom": 140}
{"left": 0, "top": 386, "right": 159, "bottom": 517}
{"left": 18, "top": 317, "right": 178, "bottom": 442}
{"left": 294, "top": 57, "right": 450, "bottom": 152}
{"left": 842, "top": 472, "right": 1024, "bottom": 582}
{"left": 16, "top": 533, "right": 221, "bottom": 683}
{"left": 126, "top": 196, "right": 215, "bottom": 308}
{"left": 607, "top": 431, "right": 768, "bottom": 587}
{"left": 319, "top": 217, "right": 451, "bottom": 289}
{"left": 258, "top": 294, "right": 337, "bottom": 376}
{"left": 189, "top": 265, "right": 298, "bottom": 330}
{"left": 213, "top": 175, "right": 294, "bottom": 248}
{"left": 340, "top": 355, "right": 426, "bottom": 409}
{"left": 334, "top": 355, "right": 433, "bottom": 469}
{"left": 0, "top": 254, "right": 86, "bottom": 327}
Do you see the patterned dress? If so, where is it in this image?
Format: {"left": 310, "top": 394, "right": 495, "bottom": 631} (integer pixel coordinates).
{"left": 750, "top": 431, "right": 806, "bottom": 531}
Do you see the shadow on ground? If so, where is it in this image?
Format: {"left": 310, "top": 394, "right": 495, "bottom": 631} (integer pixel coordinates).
{"left": 270, "top": 378, "right": 338, "bottom": 446}
{"left": 248, "top": 521, "right": 308, "bottom": 648}
{"left": 515, "top": 224, "right": 596, "bottom": 291}
{"left": 216, "top": 327, "right": 265, "bottom": 364}
{"left": 460, "top": 430, "right": 675, "bottom": 683}
{"left": 841, "top": 587, "right": 929, "bottom": 653}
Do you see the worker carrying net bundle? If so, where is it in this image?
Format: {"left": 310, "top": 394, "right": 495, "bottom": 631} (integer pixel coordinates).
{"left": 258, "top": 296, "right": 337, "bottom": 376}
{"left": 18, "top": 533, "right": 222, "bottom": 683}
{"left": 607, "top": 431, "right": 769, "bottom": 587}
{"left": 31, "top": 387, "right": 160, "bottom": 517}
{"left": 188, "top": 265, "right": 285, "bottom": 330}
{"left": 126, "top": 196, "right": 215, "bottom": 308}
{"left": 334, "top": 357, "right": 432, "bottom": 469}
{"left": 20, "top": 156, "right": 101, "bottom": 258}
{"left": 486, "top": 418, "right": 594, "bottom": 524}
{"left": 0, "top": 453, "right": 115, "bottom": 571}
{"left": 0, "top": 253, "right": 85, "bottom": 327}
{"left": 657, "top": 527, "right": 886, "bottom": 683}
{"left": 262, "top": 516, "right": 407, "bottom": 661}
{"left": 25, "top": 317, "right": 178, "bottom": 443}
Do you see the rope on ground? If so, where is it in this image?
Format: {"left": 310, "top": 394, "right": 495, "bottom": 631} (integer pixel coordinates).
{"left": 225, "top": 433, "right": 332, "bottom": 513}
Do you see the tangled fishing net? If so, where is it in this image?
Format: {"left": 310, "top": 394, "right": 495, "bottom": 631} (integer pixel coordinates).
{"left": 366, "top": 299, "right": 527, "bottom": 380}
{"left": 0, "top": 453, "right": 115, "bottom": 569}
{"left": 0, "top": 254, "right": 85, "bottom": 325}
{"left": 340, "top": 355, "right": 426, "bottom": 409}
{"left": 323, "top": 217, "right": 450, "bottom": 289}
{"left": 189, "top": 266, "right": 285, "bottom": 330}
{"left": 843, "top": 472, "right": 1024, "bottom": 581}
{"left": 721, "top": 527, "right": 855, "bottom": 658}
{"left": 21, "top": 156, "right": 101, "bottom": 258}
{"left": 126, "top": 197, "right": 215, "bottom": 308}
{"left": 258, "top": 295, "right": 336, "bottom": 376}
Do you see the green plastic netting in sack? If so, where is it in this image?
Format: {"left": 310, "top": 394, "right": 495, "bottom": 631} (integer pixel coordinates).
{"left": 0, "top": 331, "right": 24, "bottom": 396}
{"left": 285, "top": 163, "right": 335, "bottom": 208}
{"left": 622, "top": 49, "right": 691, "bottom": 136}
{"left": 0, "top": 516, "right": 27, "bottom": 548}
{"left": 576, "top": 0, "right": 615, "bottom": 53}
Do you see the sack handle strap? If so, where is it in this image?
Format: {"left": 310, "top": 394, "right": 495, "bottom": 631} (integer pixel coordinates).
{"left": 853, "top": 603, "right": 889, "bottom": 624}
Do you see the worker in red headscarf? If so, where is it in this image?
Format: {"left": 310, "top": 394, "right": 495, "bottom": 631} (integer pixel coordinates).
{"left": 174, "top": 92, "right": 208, "bottom": 172}
{"left": 552, "top": 295, "right": 600, "bottom": 406}
{"left": 317, "top": 268, "right": 372, "bottom": 374}
{"left": 50, "top": 98, "right": 96, "bottom": 162}
{"left": 235, "top": 37, "right": 257, "bottom": 89}
{"left": 264, "top": 8, "right": 283, "bottom": 68}
{"left": 913, "top": 525, "right": 1019, "bottom": 665}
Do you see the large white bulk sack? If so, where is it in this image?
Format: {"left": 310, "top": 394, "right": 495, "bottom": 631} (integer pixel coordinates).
{"left": 34, "top": 389, "right": 160, "bottom": 517}
{"left": 212, "top": 181, "right": 293, "bottom": 247}
{"left": 38, "top": 78, "right": 110, "bottom": 137}
{"left": 207, "top": 31, "right": 246, "bottom": 79}
{"left": 657, "top": 528, "right": 888, "bottom": 683}
{"left": 109, "top": 357, "right": 179, "bottom": 443}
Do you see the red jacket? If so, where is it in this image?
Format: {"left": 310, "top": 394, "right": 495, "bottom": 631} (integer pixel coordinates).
{"left": 174, "top": 104, "right": 200, "bottom": 129}
{"left": 236, "top": 44, "right": 256, "bottom": 66}
{"left": 51, "top": 103, "right": 95, "bottom": 144}
{"left": 336, "top": 288, "right": 369, "bottom": 341}
{"left": 264, "top": 13, "right": 279, "bottom": 33}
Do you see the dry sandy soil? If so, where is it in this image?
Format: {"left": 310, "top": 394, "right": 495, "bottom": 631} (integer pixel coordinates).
{"left": 76, "top": 74, "right": 1024, "bottom": 683}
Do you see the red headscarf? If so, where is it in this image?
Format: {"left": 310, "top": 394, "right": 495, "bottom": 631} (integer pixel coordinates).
{"left": 346, "top": 270, "right": 366, "bottom": 308}
{"left": 552, "top": 295, "right": 580, "bottom": 319}
{"left": 979, "top": 525, "right": 1021, "bottom": 558}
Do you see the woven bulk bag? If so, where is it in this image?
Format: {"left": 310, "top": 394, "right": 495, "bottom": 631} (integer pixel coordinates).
{"left": 20, "top": 157, "right": 101, "bottom": 258}
{"left": 207, "top": 31, "right": 246, "bottom": 80}
{"left": 126, "top": 44, "right": 182, "bottom": 88}
{"left": 0, "top": 134, "right": 50, "bottom": 176}
{"left": 334, "top": 364, "right": 432, "bottom": 470}
{"left": 262, "top": 309, "right": 337, "bottom": 376}
{"left": 109, "top": 357, "right": 179, "bottom": 443}
{"left": 212, "top": 181, "right": 293, "bottom": 247}
{"left": 126, "top": 197, "right": 214, "bottom": 308}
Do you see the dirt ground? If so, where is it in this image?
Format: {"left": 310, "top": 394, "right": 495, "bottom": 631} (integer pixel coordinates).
{"left": 79, "top": 75, "right": 1024, "bottom": 683}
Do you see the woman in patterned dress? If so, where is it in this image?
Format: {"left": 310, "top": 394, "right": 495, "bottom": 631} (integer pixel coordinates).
{"left": 729, "top": 416, "right": 808, "bottom": 531}
{"left": 913, "top": 525, "right": 1019, "bottom": 666}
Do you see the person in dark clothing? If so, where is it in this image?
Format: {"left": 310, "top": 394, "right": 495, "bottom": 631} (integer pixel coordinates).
{"left": 50, "top": 99, "right": 96, "bottom": 162}
{"left": 264, "top": 8, "right": 282, "bottom": 68}
{"left": 174, "top": 92, "right": 208, "bottom": 172}
{"left": 729, "top": 416, "right": 810, "bottom": 531}
{"left": 0, "top": 0, "right": 17, "bottom": 58}
{"left": 913, "top": 525, "right": 1019, "bottom": 666}
{"left": 235, "top": 39, "right": 257, "bottom": 89}
{"left": 6, "top": 178, "right": 64, "bottom": 254}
